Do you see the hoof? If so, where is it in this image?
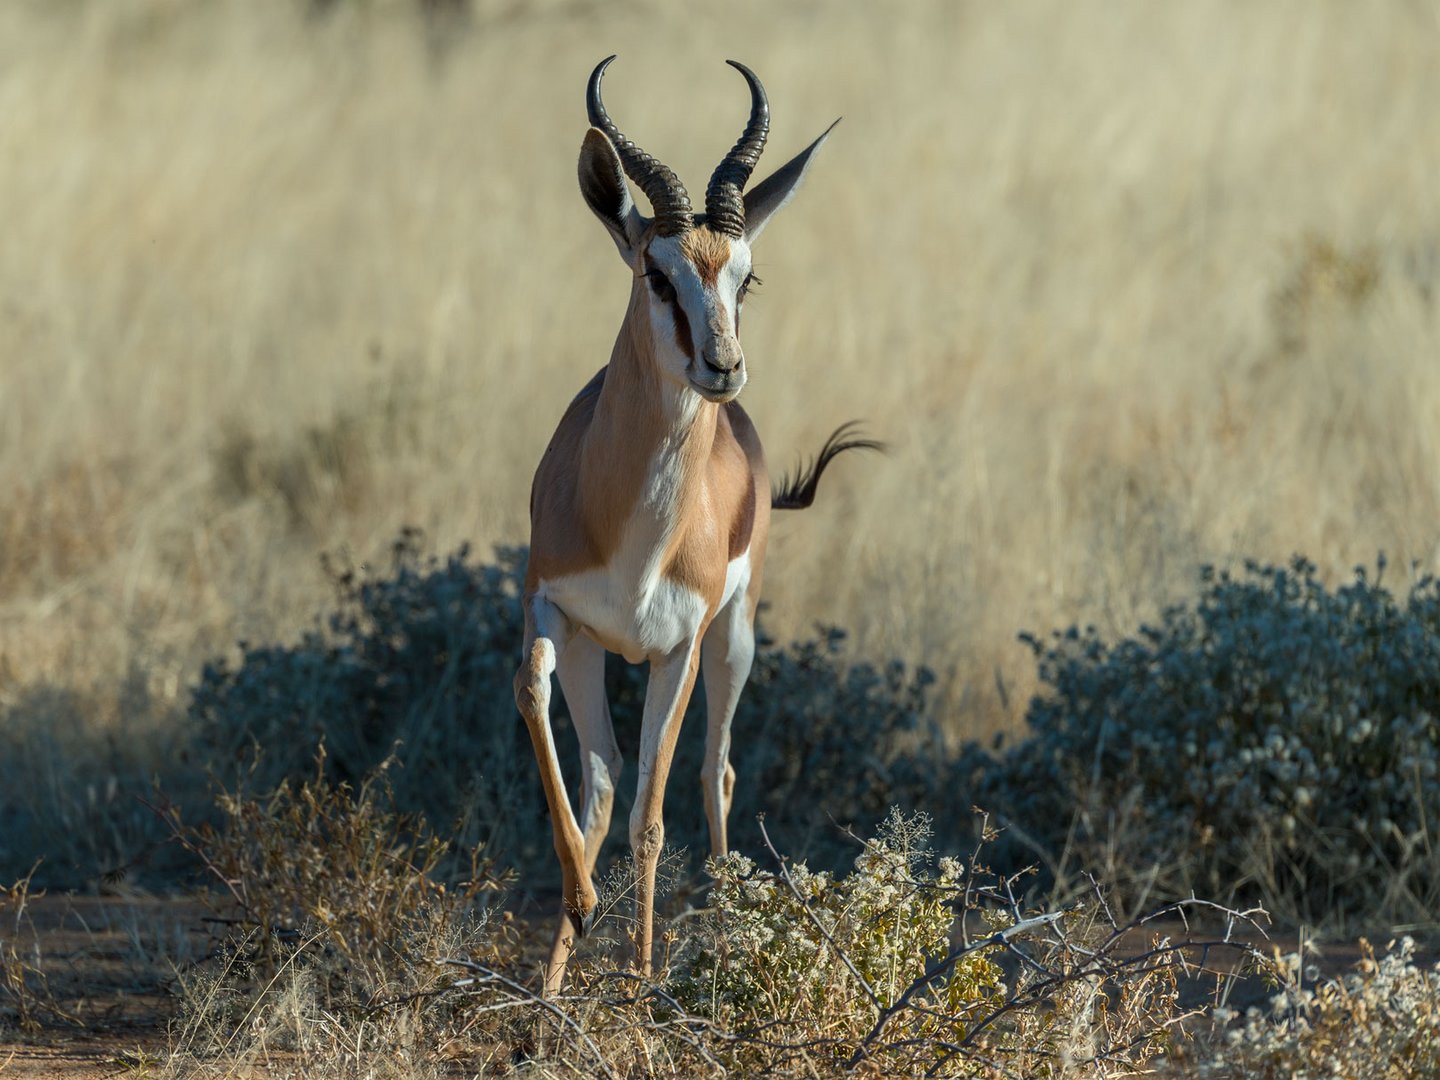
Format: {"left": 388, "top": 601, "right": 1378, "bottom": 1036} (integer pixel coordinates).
{"left": 564, "top": 883, "right": 599, "bottom": 937}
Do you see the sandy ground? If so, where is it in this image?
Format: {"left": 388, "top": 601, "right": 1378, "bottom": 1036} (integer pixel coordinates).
{"left": 0, "top": 895, "right": 209, "bottom": 1077}
{"left": 3, "top": 892, "right": 1424, "bottom": 1077}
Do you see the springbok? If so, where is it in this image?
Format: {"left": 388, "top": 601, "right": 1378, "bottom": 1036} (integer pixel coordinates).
{"left": 515, "top": 55, "right": 879, "bottom": 994}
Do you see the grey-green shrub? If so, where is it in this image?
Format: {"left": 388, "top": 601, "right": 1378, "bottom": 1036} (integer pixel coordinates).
{"left": 958, "top": 556, "right": 1440, "bottom": 927}
{"left": 190, "top": 531, "right": 944, "bottom": 881}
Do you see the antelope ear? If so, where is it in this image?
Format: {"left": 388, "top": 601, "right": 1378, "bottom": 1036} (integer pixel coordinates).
{"left": 579, "top": 127, "right": 647, "bottom": 262}
{"left": 742, "top": 118, "right": 840, "bottom": 243}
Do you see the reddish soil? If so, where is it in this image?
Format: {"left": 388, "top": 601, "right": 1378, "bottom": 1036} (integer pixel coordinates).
{"left": 1, "top": 894, "right": 212, "bottom": 1078}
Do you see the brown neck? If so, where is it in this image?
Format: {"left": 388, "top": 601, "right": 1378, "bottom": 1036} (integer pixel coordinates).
{"left": 579, "top": 287, "right": 718, "bottom": 553}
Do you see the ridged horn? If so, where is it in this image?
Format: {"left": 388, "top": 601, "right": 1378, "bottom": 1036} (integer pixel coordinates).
{"left": 704, "top": 60, "right": 770, "bottom": 239}
{"left": 586, "top": 56, "right": 693, "bottom": 237}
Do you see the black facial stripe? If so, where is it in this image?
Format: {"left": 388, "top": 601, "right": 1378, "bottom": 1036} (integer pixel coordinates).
{"left": 670, "top": 294, "right": 695, "bottom": 360}
{"left": 643, "top": 254, "right": 694, "bottom": 359}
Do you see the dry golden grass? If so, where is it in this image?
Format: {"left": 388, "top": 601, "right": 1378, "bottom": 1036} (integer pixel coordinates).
{"left": 2, "top": 0, "right": 1439, "bottom": 742}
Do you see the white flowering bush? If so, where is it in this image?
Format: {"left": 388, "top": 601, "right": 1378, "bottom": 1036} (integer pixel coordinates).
{"left": 658, "top": 811, "right": 1199, "bottom": 1076}
{"left": 673, "top": 810, "right": 1002, "bottom": 1034}
{"left": 1186, "top": 937, "right": 1440, "bottom": 1077}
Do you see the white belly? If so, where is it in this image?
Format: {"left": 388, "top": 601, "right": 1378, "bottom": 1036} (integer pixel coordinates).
{"left": 541, "top": 550, "right": 750, "bottom": 664}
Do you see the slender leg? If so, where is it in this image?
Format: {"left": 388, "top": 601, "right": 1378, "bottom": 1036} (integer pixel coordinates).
{"left": 629, "top": 642, "right": 702, "bottom": 979}
{"left": 699, "top": 589, "right": 756, "bottom": 859}
{"left": 544, "top": 633, "right": 622, "bottom": 994}
{"left": 513, "top": 594, "right": 595, "bottom": 995}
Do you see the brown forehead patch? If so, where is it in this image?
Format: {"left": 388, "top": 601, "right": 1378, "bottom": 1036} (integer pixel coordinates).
{"left": 678, "top": 228, "right": 733, "bottom": 287}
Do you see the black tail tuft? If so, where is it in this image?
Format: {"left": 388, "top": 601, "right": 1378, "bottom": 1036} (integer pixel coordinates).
{"left": 771, "top": 421, "right": 884, "bottom": 511}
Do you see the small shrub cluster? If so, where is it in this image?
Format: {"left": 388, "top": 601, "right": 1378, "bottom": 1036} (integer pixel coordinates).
{"left": 0, "top": 868, "right": 77, "bottom": 1034}
{"left": 960, "top": 557, "right": 1440, "bottom": 927}
{"left": 163, "top": 749, "right": 510, "bottom": 995}
{"left": 672, "top": 810, "right": 1005, "bottom": 1063}
{"left": 1184, "top": 938, "right": 1440, "bottom": 1078}
{"left": 162, "top": 754, "right": 515, "bottom": 1076}
{"left": 189, "top": 530, "right": 944, "bottom": 881}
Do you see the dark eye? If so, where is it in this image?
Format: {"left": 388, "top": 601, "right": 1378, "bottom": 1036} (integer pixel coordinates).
{"left": 646, "top": 270, "right": 676, "bottom": 304}
{"left": 738, "top": 272, "right": 761, "bottom": 302}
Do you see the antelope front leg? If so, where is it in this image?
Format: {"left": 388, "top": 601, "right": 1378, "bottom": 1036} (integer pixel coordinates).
{"left": 513, "top": 595, "right": 595, "bottom": 994}
{"left": 629, "top": 642, "right": 702, "bottom": 979}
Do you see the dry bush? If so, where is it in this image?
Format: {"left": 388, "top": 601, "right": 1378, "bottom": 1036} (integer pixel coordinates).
{"left": 167, "top": 750, "right": 513, "bottom": 989}
{"left": 158, "top": 751, "right": 515, "bottom": 1075}
{"left": 0, "top": 868, "right": 79, "bottom": 1034}
{"left": 1180, "top": 938, "right": 1440, "bottom": 1078}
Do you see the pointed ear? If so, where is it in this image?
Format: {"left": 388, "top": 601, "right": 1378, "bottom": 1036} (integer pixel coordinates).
{"left": 743, "top": 118, "right": 840, "bottom": 243}
{"left": 579, "top": 127, "right": 647, "bottom": 262}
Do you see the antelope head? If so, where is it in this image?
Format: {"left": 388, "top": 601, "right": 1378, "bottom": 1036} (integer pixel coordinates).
{"left": 578, "top": 56, "right": 838, "bottom": 404}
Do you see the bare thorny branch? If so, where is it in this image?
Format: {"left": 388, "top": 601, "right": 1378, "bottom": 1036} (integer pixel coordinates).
{"left": 756, "top": 814, "right": 883, "bottom": 1010}
{"left": 848, "top": 907, "right": 1074, "bottom": 1069}
{"left": 438, "top": 957, "right": 620, "bottom": 1080}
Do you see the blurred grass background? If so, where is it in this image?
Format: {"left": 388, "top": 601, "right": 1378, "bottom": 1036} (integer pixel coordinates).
{"left": 2, "top": 0, "right": 1438, "bottom": 764}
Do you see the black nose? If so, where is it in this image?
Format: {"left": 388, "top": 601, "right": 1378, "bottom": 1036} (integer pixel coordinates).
{"left": 702, "top": 346, "right": 742, "bottom": 374}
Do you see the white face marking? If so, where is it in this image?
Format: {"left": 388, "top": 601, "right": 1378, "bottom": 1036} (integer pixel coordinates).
{"left": 641, "top": 233, "right": 753, "bottom": 402}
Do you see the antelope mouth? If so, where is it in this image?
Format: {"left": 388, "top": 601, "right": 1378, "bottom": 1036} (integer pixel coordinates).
{"left": 689, "top": 366, "right": 745, "bottom": 402}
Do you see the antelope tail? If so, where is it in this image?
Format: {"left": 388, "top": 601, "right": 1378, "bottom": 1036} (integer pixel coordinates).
{"left": 771, "top": 421, "right": 884, "bottom": 511}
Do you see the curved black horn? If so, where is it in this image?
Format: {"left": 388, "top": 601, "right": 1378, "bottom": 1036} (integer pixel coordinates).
{"left": 586, "top": 56, "right": 693, "bottom": 237}
{"left": 704, "top": 60, "right": 770, "bottom": 239}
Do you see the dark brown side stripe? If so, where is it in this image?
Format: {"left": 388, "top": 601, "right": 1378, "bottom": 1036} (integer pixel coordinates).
{"left": 728, "top": 466, "right": 756, "bottom": 559}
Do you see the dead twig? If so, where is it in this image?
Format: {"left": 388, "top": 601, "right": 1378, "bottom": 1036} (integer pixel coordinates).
{"left": 438, "top": 957, "right": 618, "bottom": 1080}
{"left": 849, "top": 907, "right": 1072, "bottom": 1070}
